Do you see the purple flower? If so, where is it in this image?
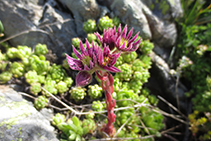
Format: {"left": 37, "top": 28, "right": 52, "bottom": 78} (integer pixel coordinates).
{"left": 66, "top": 40, "right": 120, "bottom": 87}
{"left": 95, "top": 24, "right": 141, "bottom": 52}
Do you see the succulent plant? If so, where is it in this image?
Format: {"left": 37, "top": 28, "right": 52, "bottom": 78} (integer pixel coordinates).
{"left": 112, "top": 17, "right": 121, "bottom": 27}
{"left": 29, "top": 55, "right": 50, "bottom": 75}
{"left": 98, "top": 16, "right": 113, "bottom": 31}
{"left": 42, "top": 80, "right": 58, "bottom": 96}
{"left": 0, "top": 71, "right": 12, "bottom": 84}
{"left": 34, "top": 43, "right": 48, "bottom": 56}
{"left": 49, "top": 64, "right": 66, "bottom": 83}
{"left": 57, "top": 116, "right": 85, "bottom": 141}
{"left": 69, "top": 87, "right": 86, "bottom": 102}
{"left": 57, "top": 81, "right": 69, "bottom": 94}
{"left": 34, "top": 95, "right": 48, "bottom": 110}
{"left": 72, "top": 38, "right": 81, "bottom": 49}
{"left": 25, "top": 70, "right": 38, "bottom": 85}
{"left": 9, "top": 62, "right": 25, "bottom": 78}
{"left": 87, "top": 33, "right": 97, "bottom": 43}
{"left": 92, "top": 100, "right": 104, "bottom": 112}
{"left": 88, "top": 84, "right": 103, "bottom": 99}
{"left": 83, "top": 19, "right": 97, "bottom": 33}
{"left": 115, "top": 63, "right": 133, "bottom": 81}
{"left": 85, "top": 110, "right": 95, "bottom": 119}
{"left": 64, "top": 77, "right": 73, "bottom": 87}
{"left": 82, "top": 118, "right": 97, "bottom": 134}
{"left": 122, "top": 51, "right": 138, "bottom": 63}
{"left": 52, "top": 113, "right": 66, "bottom": 126}
{"left": 17, "top": 45, "right": 32, "bottom": 59}
{"left": 30, "top": 82, "right": 41, "bottom": 95}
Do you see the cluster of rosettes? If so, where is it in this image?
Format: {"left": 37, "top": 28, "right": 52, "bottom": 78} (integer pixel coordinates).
{"left": 34, "top": 95, "right": 48, "bottom": 110}
{"left": 52, "top": 114, "right": 97, "bottom": 141}
{"left": 112, "top": 39, "right": 154, "bottom": 95}
{"left": 83, "top": 16, "right": 120, "bottom": 33}
{"left": 69, "top": 87, "right": 86, "bottom": 102}
{"left": 0, "top": 44, "right": 75, "bottom": 110}
{"left": 88, "top": 84, "right": 103, "bottom": 99}
{"left": 0, "top": 44, "right": 50, "bottom": 83}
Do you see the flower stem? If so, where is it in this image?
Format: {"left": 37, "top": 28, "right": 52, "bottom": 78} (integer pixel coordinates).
{"left": 97, "top": 71, "right": 116, "bottom": 136}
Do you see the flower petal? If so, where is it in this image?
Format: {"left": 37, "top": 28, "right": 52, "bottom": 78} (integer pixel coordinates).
{"left": 98, "top": 47, "right": 104, "bottom": 65}
{"left": 117, "top": 24, "right": 121, "bottom": 36}
{"left": 86, "top": 39, "right": 92, "bottom": 57}
{"left": 94, "top": 32, "right": 102, "bottom": 43}
{"left": 109, "top": 52, "right": 121, "bottom": 66}
{"left": 115, "top": 36, "right": 121, "bottom": 47}
{"left": 84, "top": 64, "right": 90, "bottom": 70}
{"left": 119, "top": 42, "right": 126, "bottom": 50}
{"left": 72, "top": 46, "right": 82, "bottom": 60}
{"left": 79, "top": 41, "right": 88, "bottom": 56}
{"left": 76, "top": 71, "right": 92, "bottom": 87}
{"left": 122, "top": 25, "right": 127, "bottom": 39}
{"left": 103, "top": 45, "right": 110, "bottom": 57}
{"left": 103, "top": 66, "right": 121, "bottom": 73}
{"left": 66, "top": 54, "right": 83, "bottom": 70}
{"left": 128, "top": 32, "right": 139, "bottom": 44}
{"left": 126, "top": 28, "right": 133, "bottom": 40}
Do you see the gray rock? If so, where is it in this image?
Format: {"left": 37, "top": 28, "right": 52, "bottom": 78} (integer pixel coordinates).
{"left": 60, "top": 0, "right": 108, "bottom": 36}
{"left": 0, "top": 0, "right": 183, "bottom": 58}
{"left": 0, "top": 85, "right": 58, "bottom": 141}
{"left": 0, "top": 0, "right": 77, "bottom": 57}
{"left": 148, "top": 52, "right": 189, "bottom": 114}
{"left": 108, "top": 0, "right": 183, "bottom": 49}
{"left": 109, "top": 0, "right": 152, "bottom": 40}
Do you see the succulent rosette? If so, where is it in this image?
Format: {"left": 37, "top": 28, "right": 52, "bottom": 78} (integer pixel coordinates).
{"left": 66, "top": 40, "right": 120, "bottom": 87}
{"left": 95, "top": 24, "right": 141, "bottom": 52}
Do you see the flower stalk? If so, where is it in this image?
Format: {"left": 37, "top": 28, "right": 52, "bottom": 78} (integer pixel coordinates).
{"left": 96, "top": 71, "right": 116, "bottom": 136}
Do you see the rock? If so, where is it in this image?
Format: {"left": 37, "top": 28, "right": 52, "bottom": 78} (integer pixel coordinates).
{"left": 0, "top": 0, "right": 77, "bottom": 57}
{"left": 148, "top": 52, "right": 190, "bottom": 114}
{"left": 109, "top": 0, "right": 152, "bottom": 40}
{"left": 0, "top": 85, "right": 58, "bottom": 141}
{"left": 147, "top": 51, "right": 191, "bottom": 141}
{"left": 0, "top": 0, "right": 183, "bottom": 58}
{"left": 60, "top": 0, "right": 108, "bottom": 37}
{"left": 107, "top": 0, "right": 183, "bottom": 48}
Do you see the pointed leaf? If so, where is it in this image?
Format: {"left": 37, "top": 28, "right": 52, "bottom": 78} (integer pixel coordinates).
{"left": 72, "top": 116, "right": 80, "bottom": 127}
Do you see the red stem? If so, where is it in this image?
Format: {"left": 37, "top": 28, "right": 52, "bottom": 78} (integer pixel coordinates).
{"left": 96, "top": 71, "right": 116, "bottom": 136}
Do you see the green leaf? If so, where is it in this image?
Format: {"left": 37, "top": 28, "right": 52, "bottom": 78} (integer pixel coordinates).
{"left": 68, "top": 132, "right": 76, "bottom": 140}
{"left": 72, "top": 116, "right": 80, "bottom": 127}
{"left": 75, "top": 134, "right": 81, "bottom": 141}
{"left": 68, "top": 123, "right": 78, "bottom": 133}
{"left": 77, "top": 127, "right": 83, "bottom": 136}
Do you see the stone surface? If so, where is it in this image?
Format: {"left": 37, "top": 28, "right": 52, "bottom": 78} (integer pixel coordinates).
{"left": 148, "top": 52, "right": 190, "bottom": 114}
{"left": 109, "top": 0, "right": 152, "bottom": 40}
{"left": 0, "top": 85, "right": 58, "bottom": 141}
{"left": 0, "top": 0, "right": 183, "bottom": 58}
{"left": 60, "top": 0, "right": 108, "bottom": 37}
{"left": 0, "top": 0, "right": 77, "bottom": 58}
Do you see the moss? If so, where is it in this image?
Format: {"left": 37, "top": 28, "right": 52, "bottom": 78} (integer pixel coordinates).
{"left": 150, "top": 4, "right": 155, "bottom": 10}
{"left": 0, "top": 100, "right": 31, "bottom": 129}
{"left": 0, "top": 96, "right": 6, "bottom": 107}
{"left": 159, "top": 0, "right": 170, "bottom": 15}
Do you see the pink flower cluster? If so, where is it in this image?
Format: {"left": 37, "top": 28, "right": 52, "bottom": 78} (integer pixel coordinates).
{"left": 66, "top": 24, "right": 141, "bottom": 136}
